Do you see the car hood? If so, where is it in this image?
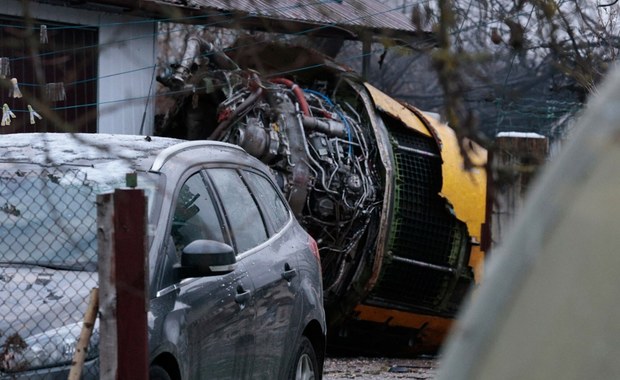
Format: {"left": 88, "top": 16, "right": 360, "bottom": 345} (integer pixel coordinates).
{"left": 0, "top": 264, "right": 97, "bottom": 347}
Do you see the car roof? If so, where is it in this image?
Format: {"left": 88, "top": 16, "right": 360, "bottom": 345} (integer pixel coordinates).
{"left": 0, "top": 133, "right": 181, "bottom": 170}
{"left": 0, "top": 133, "right": 247, "bottom": 172}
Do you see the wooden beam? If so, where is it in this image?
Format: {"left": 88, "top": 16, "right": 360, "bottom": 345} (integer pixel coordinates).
{"left": 98, "top": 189, "right": 148, "bottom": 380}
{"left": 113, "top": 188, "right": 148, "bottom": 380}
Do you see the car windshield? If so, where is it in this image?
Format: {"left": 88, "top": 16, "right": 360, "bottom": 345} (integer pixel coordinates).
{"left": 0, "top": 166, "right": 159, "bottom": 271}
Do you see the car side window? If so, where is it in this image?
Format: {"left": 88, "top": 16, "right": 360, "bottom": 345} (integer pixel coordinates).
{"left": 242, "top": 170, "right": 290, "bottom": 234}
{"left": 170, "top": 172, "right": 225, "bottom": 254}
{"left": 208, "top": 168, "right": 268, "bottom": 254}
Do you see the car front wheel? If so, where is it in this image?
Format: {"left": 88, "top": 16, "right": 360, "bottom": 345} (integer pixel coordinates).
{"left": 289, "top": 336, "right": 320, "bottom": 380}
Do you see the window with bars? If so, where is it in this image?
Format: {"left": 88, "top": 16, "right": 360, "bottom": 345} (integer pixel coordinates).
{"left": 0, "top": 17, "right": 98, "bottom": 134}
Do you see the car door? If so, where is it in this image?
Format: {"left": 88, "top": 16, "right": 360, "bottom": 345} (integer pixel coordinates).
{"left": 207, "top": 167, "right": 302, "bottom": 378}
{"left": 153, "top": 170, "right": 256, "bottom": 379}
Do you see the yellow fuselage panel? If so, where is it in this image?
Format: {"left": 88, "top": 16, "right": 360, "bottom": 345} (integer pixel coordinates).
{"left": 364, "top": 83, "right": 432, "bottom": 137}
{"left": 423, "top": 112, "right": 487, "bottom": 239}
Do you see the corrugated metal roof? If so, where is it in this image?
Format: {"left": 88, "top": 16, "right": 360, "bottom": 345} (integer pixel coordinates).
{"left": 61, "top": 0, "right": 432, "bottom": 42}
{"left": 185, "top": 0, "right": 417, "bottom": 33}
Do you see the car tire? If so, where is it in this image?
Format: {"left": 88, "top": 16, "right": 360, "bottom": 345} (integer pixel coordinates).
{"left": 149, "top": 364, "right": 172, "bottom": 380}
{"left": 288, "top": 336, "right": 320, "bottom": 380}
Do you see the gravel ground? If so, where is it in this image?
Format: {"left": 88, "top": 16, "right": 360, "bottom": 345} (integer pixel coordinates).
{"left": 323, "top": 356, "right": 438, "bottom": 379}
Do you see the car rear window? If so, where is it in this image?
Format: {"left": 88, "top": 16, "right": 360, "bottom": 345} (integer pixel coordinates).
{"left": 242, "top": 170, "right": 290, "bottom": 234}
{"left": 208, "top": 168, "right": 269, "bottom": 253}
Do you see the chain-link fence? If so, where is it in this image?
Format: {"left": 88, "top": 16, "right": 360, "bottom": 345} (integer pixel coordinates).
{"left": 1, "top": 168, "right": 100, "bottom": 379}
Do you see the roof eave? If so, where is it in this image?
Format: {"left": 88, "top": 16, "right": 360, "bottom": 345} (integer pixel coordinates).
{"left": 61, "top": 0, "right": 435, "bottom": 44}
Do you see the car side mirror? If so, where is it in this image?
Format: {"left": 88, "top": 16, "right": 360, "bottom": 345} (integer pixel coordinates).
{"left": 175, "top": 240, "right": 236, "bottom": 279}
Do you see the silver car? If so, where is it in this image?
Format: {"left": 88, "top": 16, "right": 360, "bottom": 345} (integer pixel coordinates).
{"left": 0, "top": 133, "right": 326, "bottom": 379}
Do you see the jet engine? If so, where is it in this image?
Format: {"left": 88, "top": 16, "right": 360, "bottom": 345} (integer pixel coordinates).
{"left": 157, "top": 39, "right": 488, "bottom": 354}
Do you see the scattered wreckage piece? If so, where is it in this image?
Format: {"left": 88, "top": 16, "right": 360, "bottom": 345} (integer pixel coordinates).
{"left": 156, "top": 39, "right": 488, "bottom": 354}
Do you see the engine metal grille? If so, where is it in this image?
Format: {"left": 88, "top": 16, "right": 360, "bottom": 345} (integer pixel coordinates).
{"left": 367, "top": 128, "right": 472, "bottom": 315}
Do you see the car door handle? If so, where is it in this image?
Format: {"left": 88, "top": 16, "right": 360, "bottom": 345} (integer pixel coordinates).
{"left": 235, "top": 285, "right": 251, "bottom": 304}
{"left": 281, "top": 263, "right": 297, "bottom": 281}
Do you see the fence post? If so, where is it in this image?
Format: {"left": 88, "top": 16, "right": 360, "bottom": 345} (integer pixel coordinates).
{"left": 98, "top": 189, "right": 148, "bottom": 380}
{"left": 490, "top": 132, "right": 549, "bottom": 248}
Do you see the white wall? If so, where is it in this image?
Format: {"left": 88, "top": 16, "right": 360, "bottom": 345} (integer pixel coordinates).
{"left": 4, "top": 0, "right": 156, "bottom": 135}
{"left": 98, "top": 22, "right": 156, "bottom": 135}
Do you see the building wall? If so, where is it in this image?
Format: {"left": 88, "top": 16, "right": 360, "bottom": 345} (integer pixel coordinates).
{"left": 3, "top": 0, "right": 156, "bottom": 135}
{"left": 99, "top": 21, "right": 156, "bottom": 135}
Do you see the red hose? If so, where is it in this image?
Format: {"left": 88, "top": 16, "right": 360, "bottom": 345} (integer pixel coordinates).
{"left": 269, "top": 77, "right": 310, "bottom": 116}
{"left": 208, "top": 87, "right": 263, "bottom": 140}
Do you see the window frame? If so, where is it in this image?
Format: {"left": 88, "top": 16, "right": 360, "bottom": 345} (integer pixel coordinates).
{"left": 157, "top": 167, "right": 233, "bottom": 290}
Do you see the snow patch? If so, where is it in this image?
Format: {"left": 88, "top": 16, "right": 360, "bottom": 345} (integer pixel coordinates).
{"left": 0, "top": 133, "right": 181, "bottom": 166}
{"left": 496, "top": 132, "right": 546, "bottom": 139}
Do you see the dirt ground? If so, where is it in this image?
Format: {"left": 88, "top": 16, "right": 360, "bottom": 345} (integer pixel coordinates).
{"left": 323, "top": 356, "right": 438, "bottom": 379}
